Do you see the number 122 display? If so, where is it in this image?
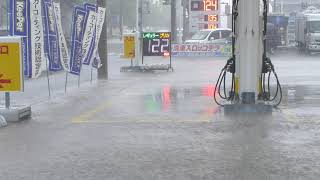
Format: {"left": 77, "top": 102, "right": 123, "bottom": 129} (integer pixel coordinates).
{"left": 143, "top": 32, "right": 171, "bottom": 56}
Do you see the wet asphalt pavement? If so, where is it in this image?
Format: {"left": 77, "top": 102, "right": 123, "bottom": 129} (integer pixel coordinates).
{"left": 1, "top": 52, "right": 320, "bottom": 179}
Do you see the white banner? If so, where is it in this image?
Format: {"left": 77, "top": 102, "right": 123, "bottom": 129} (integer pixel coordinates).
{"left": 171, "top": 43, "right": 231, "bottom": 57}
{"left": 53, "top": 2, "right": 70, "bottom": 71}
{"left": 92, "top": 7, "right": 106, "bottom": 68}
{"left": 30, "top": 0, "right": 45, "bottom": 78}
{"left": 82, "top": 10, "right": 97, "bottom": 65}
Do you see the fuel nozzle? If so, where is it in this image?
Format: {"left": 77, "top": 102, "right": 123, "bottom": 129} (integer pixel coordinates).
{"left": 226, "top": 57, "right": 236, "bottom": 74}
{"left": 262, "top": 56, "right": 274, "bottom": 73}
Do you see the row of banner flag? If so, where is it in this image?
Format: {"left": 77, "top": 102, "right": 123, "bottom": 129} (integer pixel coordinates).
{"left": 9, "top": 0, "right": 106, "bottom": 78}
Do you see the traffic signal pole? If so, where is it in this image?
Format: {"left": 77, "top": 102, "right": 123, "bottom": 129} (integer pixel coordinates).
{"left": 97, "top": 0, "right": 108, "bottom": 80}
{"left": 171, "top": 0, "right": 177, "bottom": 43}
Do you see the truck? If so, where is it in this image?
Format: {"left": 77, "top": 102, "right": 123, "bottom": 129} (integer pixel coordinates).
{"left": 296, "top": 6, "right": 320, "bottom": 53}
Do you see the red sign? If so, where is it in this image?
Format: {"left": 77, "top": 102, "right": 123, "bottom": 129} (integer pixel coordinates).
{"left": 0, "top": 74, "right": 12, "bottom": 89}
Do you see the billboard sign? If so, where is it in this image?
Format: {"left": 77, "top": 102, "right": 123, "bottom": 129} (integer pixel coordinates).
{"left": 143, "top": 32, "right": 171, "bottom": 56}
{"left": 123, "top": 34, "right": 135, "bottom": 59}
{"left": 0, "top": 37, "right": 23, "bottom": 92}
{"left": 189, "top": 0, "right": 220, "bottom": 33}
{"left": 171, "top": 43, "right": 231, "bottom": 57}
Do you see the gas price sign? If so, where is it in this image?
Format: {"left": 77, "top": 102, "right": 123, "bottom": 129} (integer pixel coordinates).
{"left": 143, "top": 32, "right": 171, "bottom": 56}
{"left": 189, "top": 0, "right": 220, "bottom": 33}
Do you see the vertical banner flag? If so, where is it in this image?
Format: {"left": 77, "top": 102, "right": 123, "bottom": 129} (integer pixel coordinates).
{"left": 92, "top": 7, "right": 106, "bottom": 69}
{"left": 9, "top": 0, "right": 30, "bottom": 77}
{"left": 53, "top": 2, "right": 70, "bottom": 71}
{"left": 43, "top": 0, "right": 62, "bottom": 71}
{"left": 82, "top": 3, "right": 97, "bottom": 65}
{"left": 29, "top": 0, "right": 45, "bottom": 78}
{"left": 69, "top": 7, "right": 87, "bottom": 75}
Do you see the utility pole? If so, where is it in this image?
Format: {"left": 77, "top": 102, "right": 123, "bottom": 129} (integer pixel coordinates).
{"left": 182, "top": 0, "right": 187, "bottom": 41}
{"left": 119, "top": 0, "right": 123, "bottom": 40}
{"left": 171, "top": 0, "right": 177, "bottom": 43}
{"left": 97, "top": 0, "right": 108, "bottom": 80}
{"left": 134, "top": 0, "right": 143, "bottom": 66}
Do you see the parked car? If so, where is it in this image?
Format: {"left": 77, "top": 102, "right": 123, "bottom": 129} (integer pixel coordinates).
{"left": 185, "top": 28, "right": 232, "bottom": 44}
{"left": 211, "top": 37, "right": 232, "bottom": 45}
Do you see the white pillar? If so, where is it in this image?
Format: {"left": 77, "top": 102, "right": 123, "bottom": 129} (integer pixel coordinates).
{"left": 235, "top": 0, "right": 262, "bottom": 103}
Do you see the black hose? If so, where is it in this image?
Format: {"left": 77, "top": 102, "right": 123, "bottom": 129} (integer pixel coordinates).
{"left": 213, "top": 0, "right": 240, "bottom": 106}
{"left": 260, "top": 0, "right": 283, "bottom": 107}
{"left": 273, "top": 71, "right": 283, "bottom": 107}
{"left": 214, "top": 0, "right": 283, "bottom": 107}
{"left": 214, "top": 68, "right": 227, "bottom": 106}
{"left": 218, "top": 70, "right": 227, "bottom": 99}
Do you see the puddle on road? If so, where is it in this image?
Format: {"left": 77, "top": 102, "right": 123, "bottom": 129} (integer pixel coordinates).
{"left": 141, "top": 85, "right": 320, "bottom": 121}
{"left": 96, "top": 85, "right": 320, "bottom": 124}
{"left": 66, "top": 83, "right": 320, "bottom": 128}
{"left": 142, "top": 85, "right": 220, "bottom": 118}
{"left": 279, "top": 85, "right": 320, "bottom": 122}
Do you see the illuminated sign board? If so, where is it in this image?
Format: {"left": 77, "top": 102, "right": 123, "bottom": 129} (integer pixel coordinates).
{"left": 143, "top": 32, "right": 171, "bottom": 56}
{"left": 189, "top": 0, "right": 220, "bottom": 32}
{"left": 191, "top": 0, "right": 219, "bottom": 11}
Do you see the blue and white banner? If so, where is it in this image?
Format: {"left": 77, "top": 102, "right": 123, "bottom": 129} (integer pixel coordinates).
{"left": 43, "top": 0, "right": 62, "bottom": 71}
{"left": 92, "top": 7, "right": 106, "bottom": 69}
{"left": 82, "top": 3, "right": 97, "bottom": 65}
{"left": 9, "top": 0, "right": 30, "bottom": 77}
{"left": 10, "top": 0, "right": 45, "bottom": 78}
{"left": 53, "top": 2, "right": 70, "bottom": 71}
{"left": 69, "top": 7, "right": 87, "bottom": 75}
{"left": 29, "top": 0, "right": 45, "bottom": 78}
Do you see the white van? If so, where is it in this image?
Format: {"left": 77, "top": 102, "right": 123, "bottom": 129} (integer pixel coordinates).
{"left": 185, "top": 28, "right": 232, "bottom": 44}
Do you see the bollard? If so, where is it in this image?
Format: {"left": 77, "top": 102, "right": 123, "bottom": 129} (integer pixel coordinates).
{"left": 5, "top": 92, "right": 10, "bottom": 109}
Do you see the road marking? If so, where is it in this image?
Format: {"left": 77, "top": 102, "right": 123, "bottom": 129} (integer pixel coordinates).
{"left": 71, "top": 102, "right": 112, "bottom": 123}
{"left": 71, "top": 101, "right": 216, "bottom": 124}
{"left": 72, "top": 118, "right": 213, "bottom": 124}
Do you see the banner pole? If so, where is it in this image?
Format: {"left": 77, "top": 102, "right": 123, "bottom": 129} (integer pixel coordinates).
{"left": 170, "top": 34, "right": 172, "bottom": 70}
{"left": 45, "top": 55, "right": 51, "bottom": 97}
{"left": 90, "top": 66, "right": 93, "bottom": 84}
{"left": 78, "top": 70, "right": 81, "bottom": 88}
{"left": 64, "top": 72, "right": 68, "bottom": 93}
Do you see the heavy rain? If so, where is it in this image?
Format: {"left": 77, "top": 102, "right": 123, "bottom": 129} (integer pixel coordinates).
{"left": 1, "top": 0, "right": 320, "bottom": 179}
